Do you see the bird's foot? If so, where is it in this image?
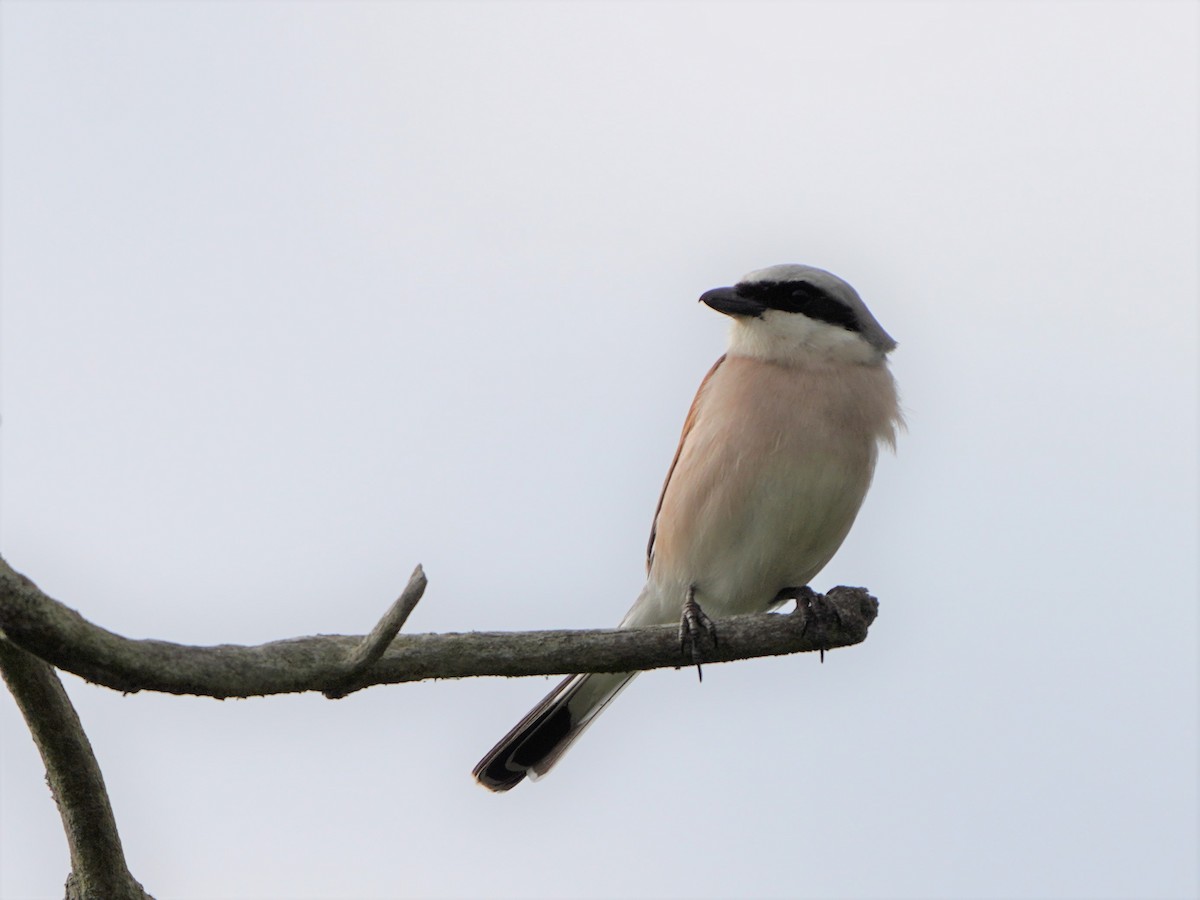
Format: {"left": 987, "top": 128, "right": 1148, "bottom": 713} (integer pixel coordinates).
{"left": 782, "top": 586, "right": 844, "bottom": 663}
{"left": 679, "top": 586, "right": 718, "bottom": 682}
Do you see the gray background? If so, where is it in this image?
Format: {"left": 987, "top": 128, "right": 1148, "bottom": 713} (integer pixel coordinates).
{"left": 2, "top": 2, "right": 1196, "bottom": 898}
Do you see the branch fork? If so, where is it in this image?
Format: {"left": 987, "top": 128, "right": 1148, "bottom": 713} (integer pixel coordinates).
{"left": 323, "top": 565, "right": 428, "bottom": 699}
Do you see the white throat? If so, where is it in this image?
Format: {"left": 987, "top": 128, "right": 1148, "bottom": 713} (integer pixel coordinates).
{"left": 727, "top": 309, "right": 884, "bottom": 366}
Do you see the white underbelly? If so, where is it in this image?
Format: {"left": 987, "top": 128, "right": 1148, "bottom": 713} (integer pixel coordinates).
{"left": 625, "top": 450, "right": 874, "bottom": 627}
{"left": 622, "top": 353, "right": 893, "bottom": 629}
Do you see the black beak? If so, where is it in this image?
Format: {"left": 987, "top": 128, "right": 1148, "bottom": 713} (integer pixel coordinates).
{"left": 699, "top": 286, "right": 764, "bottom": 318}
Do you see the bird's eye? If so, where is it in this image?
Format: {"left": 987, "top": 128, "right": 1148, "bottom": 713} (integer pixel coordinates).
{"left": 788, "top": 283, "right": 861, "bottom": 333}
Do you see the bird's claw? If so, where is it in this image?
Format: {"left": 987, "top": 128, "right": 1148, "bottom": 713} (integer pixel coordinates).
{"left": 679, "top": 587, "right": 718, "bottom": 682}
{"left": 784, "top": 586, "right": 843, "bottom": 663}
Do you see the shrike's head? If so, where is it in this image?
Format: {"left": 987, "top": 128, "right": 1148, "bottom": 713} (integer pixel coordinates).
{"left": 700, "top": 264, "right": 895, "bottom": 366}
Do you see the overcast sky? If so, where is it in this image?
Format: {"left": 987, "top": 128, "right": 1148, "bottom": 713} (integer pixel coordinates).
{"left": 1, "top": 2, "right": 1196, "bottom": 898}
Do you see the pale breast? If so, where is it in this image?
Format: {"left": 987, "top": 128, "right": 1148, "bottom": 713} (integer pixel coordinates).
{"left": 643, "top": 354, "right": 897, "bottom": 621}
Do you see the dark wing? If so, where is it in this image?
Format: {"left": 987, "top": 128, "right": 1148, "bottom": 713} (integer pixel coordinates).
{"left": 646, "top": 354, "right": 726, "bottom": 573}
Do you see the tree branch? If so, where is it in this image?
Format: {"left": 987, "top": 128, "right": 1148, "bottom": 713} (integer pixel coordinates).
{"left": 323, "top": 565, "right": 427, "bottom": 699}
{"left": 0, "top": 635, "right": 153, "bottom": 900}
{"left": 0, "top": 556, "right": 879, "bottom": 700}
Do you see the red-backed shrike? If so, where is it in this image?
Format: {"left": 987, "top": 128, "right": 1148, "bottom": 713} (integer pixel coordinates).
{"left": 474, "top": 264, "right": 901, "bottom": 791}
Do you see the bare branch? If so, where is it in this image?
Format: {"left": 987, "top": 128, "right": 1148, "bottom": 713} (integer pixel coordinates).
{"left": 0, "top": 635, "right": 153, "bottom": 900}
{"left": 323, "top": 565, "right": 427, "bottom": 699}
{"left": 0, "top": 556, "right": 878, "bottom": 700}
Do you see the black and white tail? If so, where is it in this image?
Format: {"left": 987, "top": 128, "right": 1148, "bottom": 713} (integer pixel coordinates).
{"left": 473, "top": 671, "right": 635, "bottom": 791}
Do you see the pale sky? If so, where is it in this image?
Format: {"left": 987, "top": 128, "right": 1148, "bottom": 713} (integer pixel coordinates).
{"left": 1, "top": 2, "right": 1197, "bottom": 898}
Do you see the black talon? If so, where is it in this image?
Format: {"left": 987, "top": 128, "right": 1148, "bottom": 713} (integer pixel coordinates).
{"left": 679, "top": 586, "right": 718, "bottom": 682}
{"left": 787, "top": 586, "right": 842, "bottom": 663}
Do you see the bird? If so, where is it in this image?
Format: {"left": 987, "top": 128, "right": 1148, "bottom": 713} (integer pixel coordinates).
{"left": 473, "top": 263, "right": 901, "bottom": 791}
